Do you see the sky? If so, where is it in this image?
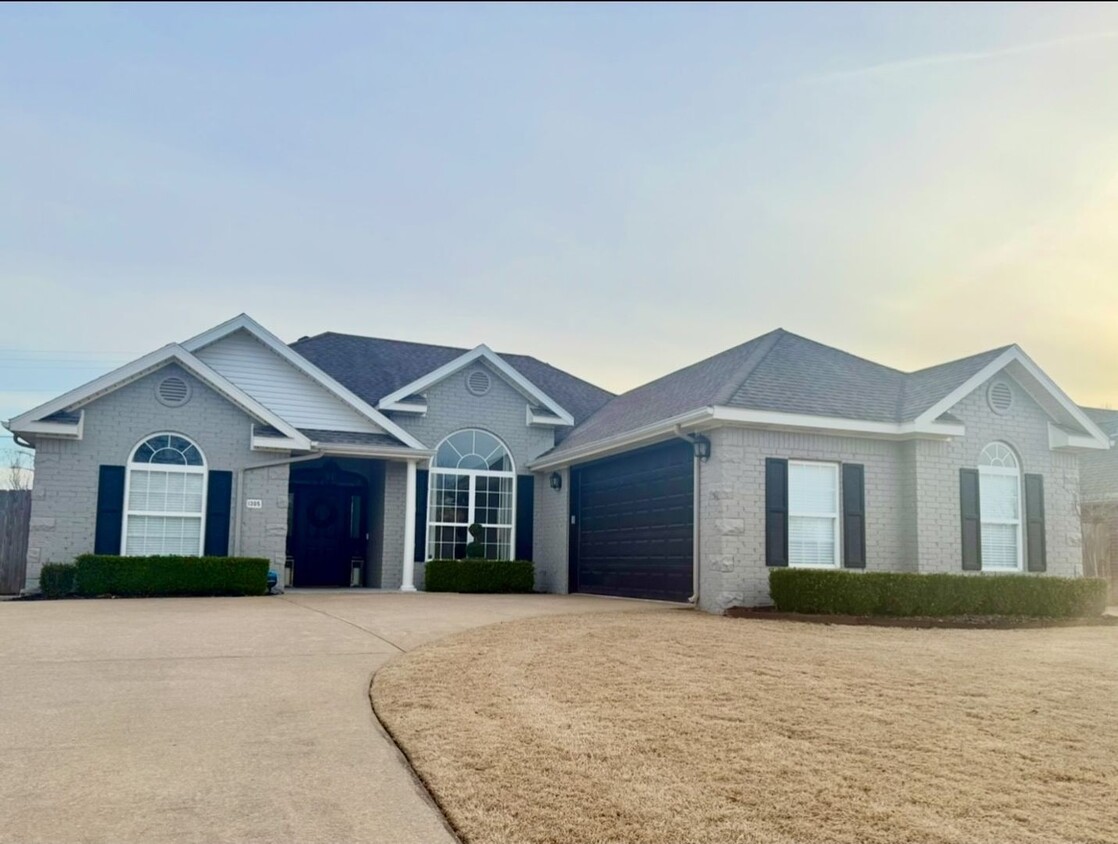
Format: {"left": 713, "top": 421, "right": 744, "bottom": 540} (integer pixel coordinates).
{"left": 4, "top": 2, "right": 1118, "bottom": 463}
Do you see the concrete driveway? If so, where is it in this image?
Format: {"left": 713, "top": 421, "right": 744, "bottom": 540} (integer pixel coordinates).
{"left": 0, "top": 591, "right": 661, "bottom": 844}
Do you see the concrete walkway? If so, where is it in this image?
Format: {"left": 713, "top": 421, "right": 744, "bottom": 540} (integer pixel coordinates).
{"left": 0, "top": 592, "right": 662, "bottom": 844}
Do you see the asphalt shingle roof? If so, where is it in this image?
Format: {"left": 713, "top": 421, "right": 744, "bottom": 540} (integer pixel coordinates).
{"left": 1081, "top": 407, "right": 1118, "bottom": 438}
{"left": 549, "top": 329, "right": 1015, "bottom": 456}
{"left": 290, "top": 332, "right": 613, "bottom": 428}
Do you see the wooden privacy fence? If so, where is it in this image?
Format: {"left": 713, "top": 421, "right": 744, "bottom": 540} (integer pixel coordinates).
{"left": 0, "top": 490, "right": 31, "bottom": 594}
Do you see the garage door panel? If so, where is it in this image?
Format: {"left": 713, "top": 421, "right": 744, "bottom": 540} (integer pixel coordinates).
{"left": 571, "top": 441, "right": 694, "bottom": 602}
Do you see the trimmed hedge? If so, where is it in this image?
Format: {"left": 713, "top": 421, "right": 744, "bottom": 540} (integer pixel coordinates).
{"left": 769, "top": 569, "right": 1109, "bottom": 619}
{"left": 74, "top": 555, "right": 270, "bottom": 598}
{"left": 425, "top": 559, "right": 534, "bottom": 593}
{"left": 40, "top": 563, "right": 77, "bottom": 599}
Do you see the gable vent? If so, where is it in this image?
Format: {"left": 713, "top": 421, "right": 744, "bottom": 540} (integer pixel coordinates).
{"left": 987, "top": 380, "right": 1014, "bottom": 415}
{"left": 156, "top": 375, "right": 191, "bottom": 408}
{"left": 466, "top": 369, "right": 492, "bottom": 396}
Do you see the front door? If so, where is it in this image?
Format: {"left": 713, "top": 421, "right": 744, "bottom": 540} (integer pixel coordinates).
{"left": 289, "top": 461, "right": 368, "bottom": 588}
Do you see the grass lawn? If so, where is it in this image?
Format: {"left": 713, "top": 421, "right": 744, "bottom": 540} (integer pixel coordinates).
{"left": 373, "top": 609, "right": 1118, "bottom": 844}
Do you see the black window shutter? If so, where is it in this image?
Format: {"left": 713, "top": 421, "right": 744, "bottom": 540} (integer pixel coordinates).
{"left": 960, "top": 468, "right": 982, "bottom": 571}
{"left": 1024, "top": 473, "right": 1047, "bottom": 572}
{"left": 94, "top": 465, "right": 126, "bottom": 555}
{"left": 414, "top": 469, "right": 429, "bottom": 562}
{"left": 203, "top": 471, "right": 233, "bottom": 557}
{"left": 515, "top": 475, "right": 534, "bottom": 561}
{"left": 765, "top": 458, "right": 789, "bottom": 567}
{"left": 841, "top": 463, "right": 866, "bottom": 569}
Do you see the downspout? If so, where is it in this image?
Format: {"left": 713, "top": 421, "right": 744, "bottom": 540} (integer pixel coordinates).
{"left": 233, "top": 451, "right": 324, "bottom": 557}
{"left": 674, "top": 426, "right": 702, "bottom": 607}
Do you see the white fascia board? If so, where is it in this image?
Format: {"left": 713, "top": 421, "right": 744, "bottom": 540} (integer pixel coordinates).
{"left": 13, "top": 411, "right": 85, "bottom": 439}
{"left": 377, "top": 344, "right": 576, "bottom": 426}
{"left": 527, "top": 408, "right": 714, "bottom": 471}
{"left": 181, "top": 313, "right": 427, "bottom": 450}
{"left": 1049, "top": 422, "right": 1110, "bottom": 451}
{"left": 710, "top": 407, "right": 965, "bottom": 439}
{"left": 526, "top": 406, "right": 572, "bottom": 428}
{"left": 310, "top": 443, "right": 437, "bottom": 461}
{"left": 251, "top": 433, "right": 307, "bottom": 452}
{"left": 379, "top": 401, "right": 428, "bottom": 415}
{"left": 7, "top": 343, "right": 181, "bottom": 431}
{"left": 7, "top": 343, "right": 313, "bottom": 451}
{"left": 913, "top": 346, "right": 1109, "bottom": 449}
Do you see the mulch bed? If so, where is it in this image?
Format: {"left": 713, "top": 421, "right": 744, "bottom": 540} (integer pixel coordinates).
{"left": 725, "top": 606, "right": 1118, "bottom": 629}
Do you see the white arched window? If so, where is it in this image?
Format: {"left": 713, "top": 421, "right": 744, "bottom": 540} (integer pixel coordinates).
{"left": 123, "top": 434, "right": 207, "bottom": 556}
{"left": 426, "top": 429, "right": 515, "bottom": 560}
{"left": 978, "top": 442, "right": 1022, "bottom": 571}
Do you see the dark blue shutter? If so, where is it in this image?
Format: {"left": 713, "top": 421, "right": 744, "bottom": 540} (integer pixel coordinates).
{"left": 203, "top": 471, "right": 233, "bottom": 557}
{"left": 414, "top": 469, "right": 429, "bottom": 562}
{"left": 94, "top": 465, "right": 126, "bottom": 554}
{"left": 765, "top": 458, "right": 788, "bottom": 567}
{"left": 841, "top": 464, "right": 866, "bottom": 569}
{"left": 1025, "top": 474, "right": 1046, "bottom": 572}
{"left": 515, "top": 475, "right": 534, "bottom": 561}
{"left": 960, "top": 468, "right": 982, "bottom": 571}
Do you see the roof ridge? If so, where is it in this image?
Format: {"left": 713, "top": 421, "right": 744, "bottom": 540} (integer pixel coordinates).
{"left": 294, "top": 330, "right": 472, "bottom": 355}
{"left": 711, "top": 329, "right": 787, "bottom": 406}
{"left": 773, "top": 329, "right": 909, "bottom": 376}
{"left": 905, "top": 344, "right": 1013, "bottom": 376}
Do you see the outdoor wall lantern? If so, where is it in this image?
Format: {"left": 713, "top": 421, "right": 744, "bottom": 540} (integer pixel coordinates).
{"left": 549, "top": 471, "right": 563, "bottom": 491}
{"left": 692, "top": 434, "right": 712, "bottom": 461}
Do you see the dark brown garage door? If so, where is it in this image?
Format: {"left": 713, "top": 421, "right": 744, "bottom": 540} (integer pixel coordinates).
{"left": 569, "top": 441, "right": 694, "bottom": 602}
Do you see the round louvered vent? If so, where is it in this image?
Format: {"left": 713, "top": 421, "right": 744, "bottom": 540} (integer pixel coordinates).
{"left": 466, "top": 369, "right": 492, "bottom": 396}
{"left": 987, "top": 380, "right": 1014, "bottom": 415}
{"left": 156, "top": 375, "right": 191, "bottom": 408}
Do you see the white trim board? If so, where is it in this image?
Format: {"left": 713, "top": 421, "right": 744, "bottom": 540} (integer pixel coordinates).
{"left": 376, "top": 344, "right": 575, "bottom": 426}
{"left": 529, "top": 406, "right": 965, "bottom": 471}
{"left": 182, "top": 313, "right": 426, "bottom": 450}
{"left": 913, "top": 346, "right": 1109, "bottom": 449}
{"left": 6, "top": 344, "right": 313, "bottom": 450}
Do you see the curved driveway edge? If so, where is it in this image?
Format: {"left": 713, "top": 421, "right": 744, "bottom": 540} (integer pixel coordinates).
{"left": 0, "top": 592, "right": 662, "bottom": 844}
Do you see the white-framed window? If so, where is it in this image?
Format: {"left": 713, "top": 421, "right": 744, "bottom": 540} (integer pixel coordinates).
{"left": 123, "top": 433, "right": 207, "bottom": 556}
{"left": 978, "top": 441, "right": 1022, "bottom": 571}
{"left": 426, "top": 429, "right": 515, "bottom": 561}
{"left": 788, "top": 460, "right": 840, "bottom": 567}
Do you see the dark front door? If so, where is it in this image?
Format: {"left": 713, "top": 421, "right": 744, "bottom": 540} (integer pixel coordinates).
{"left": 569, "top": 440, "right": 694, "bottom": 602}
{"left": 289, "top": 461, "right": 368, "bottom": 588}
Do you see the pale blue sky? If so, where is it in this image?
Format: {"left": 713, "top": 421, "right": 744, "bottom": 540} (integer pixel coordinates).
{"left": 5, "top": 2, "right": 1118, "bottom": 453}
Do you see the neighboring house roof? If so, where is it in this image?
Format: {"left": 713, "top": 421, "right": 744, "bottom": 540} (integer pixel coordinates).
{"left": 1081, "top": 407, "right": 1118, "bottom": 439}
{"left": 290, "top": 332, "right": 614, "bottom": 427}
{"left": 535, "top": 328, "right": 1108, "bottom": 467}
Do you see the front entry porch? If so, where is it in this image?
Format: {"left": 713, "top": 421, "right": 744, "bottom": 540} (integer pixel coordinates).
{"left": 283, "top": 455, "right": 422, "bottom": 591}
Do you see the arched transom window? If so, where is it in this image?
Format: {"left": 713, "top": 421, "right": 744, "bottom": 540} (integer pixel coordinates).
{"left": 427, "top": 429, "right": 515, "bottom": 560}
{"left": 124, "top": 434, "right": 207, "bottom": 556}
{"left": 978, "top": 442, "right": 1022, "bottom": 571}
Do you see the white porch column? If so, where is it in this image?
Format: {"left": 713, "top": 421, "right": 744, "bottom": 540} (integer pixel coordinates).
{"left": 400, "top": 459, "right": 418, "bottom": 592}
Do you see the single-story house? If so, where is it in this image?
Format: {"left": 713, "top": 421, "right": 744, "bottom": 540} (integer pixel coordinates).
{"left": 5, "top": 314, "right": 1109, "bottom": 611}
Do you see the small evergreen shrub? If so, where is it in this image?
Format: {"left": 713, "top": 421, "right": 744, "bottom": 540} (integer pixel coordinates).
{"left": 74, "top": 555, "right": 270, "bottom": 598}
{"left": 769, "top": 569, "right": 1108, "bottom": 619}
{"left": 425, "top": 559, "right": 534, "bottom": 593}
{"left": 39, "top": 563, "right": 77, "bottom": 599}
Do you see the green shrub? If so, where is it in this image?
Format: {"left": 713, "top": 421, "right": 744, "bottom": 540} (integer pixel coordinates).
{"left": 74, "top": 555, "right": 269, "bottom": 598}
{"left": 39, "top": 563, "right": 77, "bottom": 599}
{"left": 425, "top": 559, "right": 534, "bottom": 593}
{"left": 769, "top": 569, "right": 1108, "bottom": 619}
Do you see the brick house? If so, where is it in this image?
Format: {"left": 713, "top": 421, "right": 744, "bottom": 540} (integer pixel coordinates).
{"left": 4, "top": 314, "right": 1108, "bottom": 611}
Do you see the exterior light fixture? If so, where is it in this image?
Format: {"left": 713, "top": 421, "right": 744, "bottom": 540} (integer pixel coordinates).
{"left": 549, "top": 471, "right": 563, "bottom": 491}
{"left": 692, "top": 435, "right": 711, "bottom": 461}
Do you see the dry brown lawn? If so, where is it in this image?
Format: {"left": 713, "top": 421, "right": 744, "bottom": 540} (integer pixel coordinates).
{"left": 372, "top": 609, "right": 1118, "bottom": 844}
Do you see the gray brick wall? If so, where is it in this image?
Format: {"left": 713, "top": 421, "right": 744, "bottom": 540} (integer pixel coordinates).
{"left": 533, "top": 468, "right": 569, "bottom": 593}
{"left": 388, "top": 360, "right": 555, "bottom": 471}
{"left": 698, "top": 428, "right": 907, "bottom": 612}
{"left": 381, "top": 361, "right": 559, "bottom": 587}
{"left": 910, "top": 377, "right": 1081, "bottom": 577}
{"left": 25, "top": 364, "right": 289, "bottom": 590}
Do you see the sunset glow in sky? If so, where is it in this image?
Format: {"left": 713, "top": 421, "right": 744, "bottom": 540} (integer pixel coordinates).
{"left": 4, "top": 2, "right": 1118, "bottom": 439}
